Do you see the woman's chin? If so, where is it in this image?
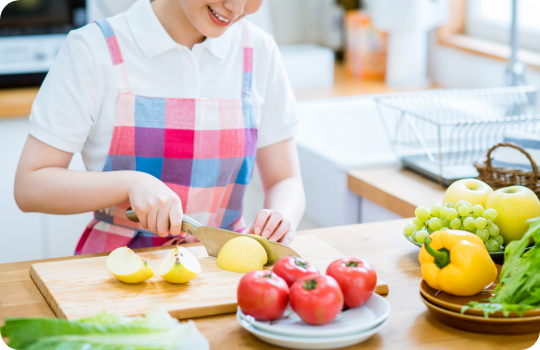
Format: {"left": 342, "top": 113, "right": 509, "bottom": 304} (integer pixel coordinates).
{"left": 197, "top": 23, "right": 230, "bottom": 38}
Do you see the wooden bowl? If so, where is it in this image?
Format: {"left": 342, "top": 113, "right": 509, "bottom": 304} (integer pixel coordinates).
{"left": 420, "top": 293, "right": 540, "bottom": 334}
{"left": 420, "top": 280, "right": 540, "bottom": 318}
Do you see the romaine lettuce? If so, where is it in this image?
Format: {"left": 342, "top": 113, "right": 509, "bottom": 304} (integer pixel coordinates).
{"left": 1, "top": 308, "right": 201, "bottom": 350}
{"left": 463, "top": 217, "right": 540, "bottom": 317}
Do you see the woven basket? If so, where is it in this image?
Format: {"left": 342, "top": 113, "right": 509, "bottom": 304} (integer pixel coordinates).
{"left": 474, "top": 142, "right": 540, "bottom": 197}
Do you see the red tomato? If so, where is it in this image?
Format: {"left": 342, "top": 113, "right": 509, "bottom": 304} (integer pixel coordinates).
{"left": 290, "top": 274, "right": 343, "bottom": 325}
{"left": 326, "top": 258, "right": 377, "bottom": 308}
{"left": 237, "top": 270, "right": 289, "bottom": 320}
{"left": 272, "top": 256, "right": 320, "bottom": 287}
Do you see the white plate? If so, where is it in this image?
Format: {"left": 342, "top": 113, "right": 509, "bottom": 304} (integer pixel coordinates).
{"left": 238, "top": 294, "right": 391, "bottom": 338}
{"left": 237, "top": 311, "right": 390, "bottom": 350}
{"left": 180, "top": 331, "right": 210, "bottom": 350}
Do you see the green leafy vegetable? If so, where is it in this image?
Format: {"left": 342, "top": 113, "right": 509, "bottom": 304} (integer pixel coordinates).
{"left": 462, "top": 217, "right": 540, "bottom": 318}
{"left": 0, "top": 309, "right": 199, "bottom": 349}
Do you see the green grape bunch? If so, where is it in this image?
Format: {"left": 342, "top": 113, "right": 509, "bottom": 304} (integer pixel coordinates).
{"left": 404, "top": 201, "right": 501, "bottom": 253}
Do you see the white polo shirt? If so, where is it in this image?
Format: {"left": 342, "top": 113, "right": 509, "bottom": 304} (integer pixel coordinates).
{"left": 29, "top": 0, "right": 298, "bottom": 172}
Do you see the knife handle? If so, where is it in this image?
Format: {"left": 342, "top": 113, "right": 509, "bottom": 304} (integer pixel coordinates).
{"left": 125, "top": 208, "right": 201, "bottom": 237}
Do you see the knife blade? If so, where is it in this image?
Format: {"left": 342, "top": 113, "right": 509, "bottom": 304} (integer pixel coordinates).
{"left": 125, "top": 208, "right": 301, "bottom": 265}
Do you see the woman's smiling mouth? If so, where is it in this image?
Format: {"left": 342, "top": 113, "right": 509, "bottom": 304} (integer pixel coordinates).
{"left": 208, "top": 6, "right": 232, "bottom": 26}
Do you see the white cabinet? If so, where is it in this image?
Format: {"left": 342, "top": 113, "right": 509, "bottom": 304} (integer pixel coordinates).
{"left": 0, "top": 118, "right": 92, "bottom": 263}
{"left": 296, "top": 96, "right": 402, "bottom": 227}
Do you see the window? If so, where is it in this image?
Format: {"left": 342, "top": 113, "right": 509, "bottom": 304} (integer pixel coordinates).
{"left": 467, "top": 0, "right": 540, "bottom": 52}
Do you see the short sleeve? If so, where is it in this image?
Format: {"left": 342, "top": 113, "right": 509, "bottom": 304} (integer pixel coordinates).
{"left": 255, "top": 33, "right": 298, "bottom": 149}
{"left": 29, "top": 26, "right": 103, "bottom": 153}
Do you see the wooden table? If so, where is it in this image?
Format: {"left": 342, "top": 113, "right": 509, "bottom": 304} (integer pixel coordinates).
{"left": 349, "top": 167, "right": 447, "bottom": 218}
{"left": 1, "top": 219, "right": 536, "bottom": 349}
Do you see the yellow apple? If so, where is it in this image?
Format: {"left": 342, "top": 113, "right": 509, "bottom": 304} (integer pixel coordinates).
{"left": 443, "top": 179, "right": 493, "bottom": 207}
{"left": 486, "top": 186, "right": 540, "bottom": 245}
{"left": 159, "top": 246, "right": 201, "bottom": 283}
{"left": 106, "top": 247, "right": 155, "bottom": 283}
{"left": 217, "top": 236, "right": 268, "bottom": 273}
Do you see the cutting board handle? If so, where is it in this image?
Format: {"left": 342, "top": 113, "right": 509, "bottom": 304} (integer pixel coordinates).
{"left": 125, "top": 208, "right": 201, "bottom": 238}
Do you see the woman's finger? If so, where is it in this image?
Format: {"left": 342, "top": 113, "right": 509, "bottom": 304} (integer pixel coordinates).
{"left": 279, "top": 228, "right": 296, "bottom": 246}
{"left": 169, "top": 201, "right": 184, "bottom": 237}
{"left": 242, "top": 222, "right": 254, "bottom": 235}
{"left": 252, "top": 209, "right": 271, "bottom": 236}
{"left": 261, "top": 212, "right": 282, "bottom": 239}
{"left": 136, "top": 206, "right": 149, "bottom": 231}
{"left": 156, "top": 203, "right": 171, "bottom": 237}
{"left": 147, "top": 202, "right": 159, "bottom": 234}
{"left": 268, "top": 220, "right": 291, "bottom": 242}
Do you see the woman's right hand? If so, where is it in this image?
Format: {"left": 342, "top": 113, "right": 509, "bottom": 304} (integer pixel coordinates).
{"left": 127, "top": 172, "right": 184, "bottom": 237}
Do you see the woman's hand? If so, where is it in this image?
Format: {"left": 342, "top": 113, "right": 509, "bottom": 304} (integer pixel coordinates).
{"left": 243, "top": 209, "right": 296, "bottom": 246}
{"left": 245, "top": 139, "right": 305, "bottom": 247}
{"left": 128, "top": 172, "right": 184, "bottom": 237}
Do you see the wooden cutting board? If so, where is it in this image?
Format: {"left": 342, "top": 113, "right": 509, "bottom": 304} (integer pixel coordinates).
{"left": 30, "top": 235, "right": 389, "bottom": 320}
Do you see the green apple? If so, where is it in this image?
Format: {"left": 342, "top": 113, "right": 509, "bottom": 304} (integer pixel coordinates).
{"left": 486, "top": 186, "right": 540, "bottom": 245}
{"left": 159, "top": 246, "right": 201, "bottom": 283}
{"left": 443, "top": 179, "right": 493, "bottom": 207}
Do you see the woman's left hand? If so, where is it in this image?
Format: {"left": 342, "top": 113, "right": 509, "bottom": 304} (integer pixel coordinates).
{"left": 243, "top": 209, "right": 296, "bottom": 246}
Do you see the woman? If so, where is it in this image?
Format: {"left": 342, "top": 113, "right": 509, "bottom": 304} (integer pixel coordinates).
{"left": 14, "top": 0, "right": 305, "bottom": 254}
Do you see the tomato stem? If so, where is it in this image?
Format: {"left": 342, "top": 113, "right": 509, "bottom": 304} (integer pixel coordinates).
{"left": 345, "top": 260, "right": 359, "bottom": 267}
{"left": 303, "top": 278, "right": 318, "bottom": 291}
{"left": 294, "top": 257, "right": 308, "bottom": 269}
{"left": 262, "top": 272, "right": 273, "bottom": 279}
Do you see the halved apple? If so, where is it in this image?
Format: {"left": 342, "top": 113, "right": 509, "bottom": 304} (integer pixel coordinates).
{"left": 106, "top": 247, "right": 155, "bottom": 283}
{"left": 159, "top": 246, "right": 201, "bottom": 284}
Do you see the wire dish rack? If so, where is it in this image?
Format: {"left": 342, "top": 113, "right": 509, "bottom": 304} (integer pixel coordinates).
{"left": 375, "top": 86, "right": 540, "bottom": 185}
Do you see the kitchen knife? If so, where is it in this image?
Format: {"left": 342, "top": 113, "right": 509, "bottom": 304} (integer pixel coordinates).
{"left": 125, "top": 208, "right": 301, "bottom": 265}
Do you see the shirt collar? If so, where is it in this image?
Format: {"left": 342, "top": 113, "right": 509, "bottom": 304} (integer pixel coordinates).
{"left": 127, "top": 0, "right": 232, "bottom": 60}
{"left": 196, "top": 27, "right": 232, "bottom": 60}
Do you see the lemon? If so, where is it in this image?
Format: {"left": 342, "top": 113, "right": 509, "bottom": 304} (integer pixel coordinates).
{"left": 217, "top": 236, "right": 268, "bottom": 273}
{"left": 159, "top": 246, "right": 201, "bottom": 283}
{"left": 106, "top": 247, "right": 154, "bottom": 283}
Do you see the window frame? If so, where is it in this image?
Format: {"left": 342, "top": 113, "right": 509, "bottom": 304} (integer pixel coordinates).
{"left": 437, "top": 0, "right": 540, "bottom": 72}
{"left": 466, "top": 0, "right": 540, "bottom": 53}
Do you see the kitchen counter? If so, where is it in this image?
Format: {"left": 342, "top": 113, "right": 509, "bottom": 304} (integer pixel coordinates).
{"left": 294, "top": 64, "right": 404, "bottom": 101}
{"left": 0, "top": 63, "right": 434, "bottom": 120}
{"left": 0, "top": 87, "right": 39, "bottom": 119}
{"left": 348, "top": 167, "right": 447, "bottom": 218}
{"left": 0, "top": 218, "right": 536, "bottom": 349}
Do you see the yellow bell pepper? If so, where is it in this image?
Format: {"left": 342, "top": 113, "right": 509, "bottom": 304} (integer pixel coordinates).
{"left": 419, "top": 230, "right": 497, "bottom": 296}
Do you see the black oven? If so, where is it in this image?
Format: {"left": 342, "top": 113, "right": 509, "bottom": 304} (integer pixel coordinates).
{"left": 0, "top": 0, "right": 86, "bottom": 88}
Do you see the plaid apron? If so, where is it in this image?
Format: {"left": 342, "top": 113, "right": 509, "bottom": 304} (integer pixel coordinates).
{"left": 75, "top": 18, "right": 257, "bottom": 255}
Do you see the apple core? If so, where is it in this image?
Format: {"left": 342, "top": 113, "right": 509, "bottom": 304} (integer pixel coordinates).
{"left": 159, "top": 246, "right": 201, "bottom": 283}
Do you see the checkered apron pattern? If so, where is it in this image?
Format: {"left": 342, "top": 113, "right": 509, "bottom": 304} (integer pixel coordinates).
{"left": 75, "top": 19, "right": 257, "bottom": 255}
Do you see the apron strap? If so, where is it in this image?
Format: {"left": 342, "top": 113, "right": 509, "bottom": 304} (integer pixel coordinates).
{"left": 95, "top": 19, "right": 131, "bottom": 94}
{"left": 241, "top": 20, "right": 253, "bottom": 99}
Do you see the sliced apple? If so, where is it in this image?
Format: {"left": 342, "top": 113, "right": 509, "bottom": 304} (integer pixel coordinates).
{"left": 159, "top": 246, "right": 201, "bottom": 284}
{"left": 106, "top": 247, "right": 155, "bottom": 283}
